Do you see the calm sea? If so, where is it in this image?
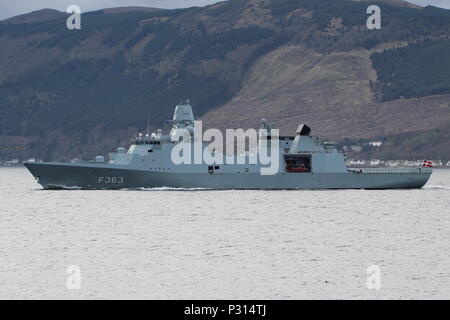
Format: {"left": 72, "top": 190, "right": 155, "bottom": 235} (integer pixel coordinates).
{"left": 0, "top": 167, "right": 449, "bottom": 299}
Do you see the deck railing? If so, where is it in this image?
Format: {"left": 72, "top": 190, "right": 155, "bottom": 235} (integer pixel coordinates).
{"left": 348, "top": 168, "right": 432, "bottom": 174}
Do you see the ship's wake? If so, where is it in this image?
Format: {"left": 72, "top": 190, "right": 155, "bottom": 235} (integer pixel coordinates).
{"left": 423, "top": 185, "right": 450, "bottom": 190}
{"left": 125, "top": 187, "right": 213, "bottom": 191}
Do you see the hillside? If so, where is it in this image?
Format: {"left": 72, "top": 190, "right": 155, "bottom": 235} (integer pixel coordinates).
{"left": 1, "top": 9, "right": 66, "bottom": 24}
{"left": 0, "top": 0, "right": 449, "bottom": 161}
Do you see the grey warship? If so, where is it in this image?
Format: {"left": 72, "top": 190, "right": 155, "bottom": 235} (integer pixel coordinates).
{"left": 25, "top": 101, "right": 432, "bottom": 190}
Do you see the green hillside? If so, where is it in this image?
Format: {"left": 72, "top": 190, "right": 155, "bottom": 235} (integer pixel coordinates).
{"left": 371, "top": 40, "right": 450, "bottom": 101}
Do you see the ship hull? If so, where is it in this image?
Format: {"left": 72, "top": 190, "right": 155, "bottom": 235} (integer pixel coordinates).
{"left": 24, "top": 162, "right": 432, "bottom": 190}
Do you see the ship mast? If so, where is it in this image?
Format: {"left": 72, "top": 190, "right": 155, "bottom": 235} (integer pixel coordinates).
{"left": 146, "top": 109, "right": 150, "bottom": 137}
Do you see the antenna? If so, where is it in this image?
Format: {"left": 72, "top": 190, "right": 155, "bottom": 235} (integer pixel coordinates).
{"left": 146, "top": 109, "right": 150, "bottom": 136}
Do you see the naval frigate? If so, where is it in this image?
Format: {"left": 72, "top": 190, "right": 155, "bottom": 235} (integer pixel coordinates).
{"left": 24, "top": 101, "right": 432, "bottom": 190}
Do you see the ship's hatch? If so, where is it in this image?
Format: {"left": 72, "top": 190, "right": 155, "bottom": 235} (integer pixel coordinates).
{"left": 285, "top": 155, "right": 311, "bottom": 173}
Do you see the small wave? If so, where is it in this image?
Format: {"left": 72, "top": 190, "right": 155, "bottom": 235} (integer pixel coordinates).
{"left": 423, "top": 185, "right": 450, "bottom": 190}
{"left": 40, "top": 185, "right": 83, "bottom": 190}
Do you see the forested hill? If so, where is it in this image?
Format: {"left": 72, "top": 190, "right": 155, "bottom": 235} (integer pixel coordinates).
{"left": 0, "top": 0, "right": 449, "bottom": 161}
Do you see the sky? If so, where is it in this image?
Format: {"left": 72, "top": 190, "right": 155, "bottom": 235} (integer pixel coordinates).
{"left": 0, "top": 0, "right": 449, "bottom": 20}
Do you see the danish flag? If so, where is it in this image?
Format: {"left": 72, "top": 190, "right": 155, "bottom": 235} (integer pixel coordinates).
{"left": 422, "top": 160, "right": 433, "bottom": 168}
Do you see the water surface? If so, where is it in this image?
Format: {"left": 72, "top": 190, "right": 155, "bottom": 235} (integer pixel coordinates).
{"left": 0, "top": 167, "right": 449, "bottom": 299}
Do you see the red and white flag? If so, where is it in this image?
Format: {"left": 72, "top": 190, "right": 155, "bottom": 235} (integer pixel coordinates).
{"left": 422, "top": 160, "right": 433, "bottom": 168}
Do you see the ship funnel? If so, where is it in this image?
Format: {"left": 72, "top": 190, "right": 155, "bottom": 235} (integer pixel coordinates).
{"left": 173, "top": 99, "right": 194, "bottom": 122}
{"left": 296, "top": 124, "right": 311, "bottom": 136}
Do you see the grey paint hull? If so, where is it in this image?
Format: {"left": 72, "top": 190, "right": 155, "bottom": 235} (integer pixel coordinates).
{"left": 24, "top": 162, "right": 432, "bottom": 190}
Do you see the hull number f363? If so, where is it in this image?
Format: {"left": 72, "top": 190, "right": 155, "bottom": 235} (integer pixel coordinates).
{"left": 98, "top": 177, "right": 124, "bottom": 184}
